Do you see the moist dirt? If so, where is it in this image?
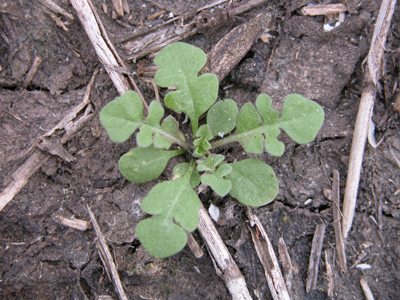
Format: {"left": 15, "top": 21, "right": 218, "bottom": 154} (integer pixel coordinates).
{"left": 1, "top": 0, "right": 400, "bottom": 299}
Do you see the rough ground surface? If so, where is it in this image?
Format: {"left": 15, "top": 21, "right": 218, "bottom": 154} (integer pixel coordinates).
{"left": 1, "top": 0, "right": 400, "bottom": 299}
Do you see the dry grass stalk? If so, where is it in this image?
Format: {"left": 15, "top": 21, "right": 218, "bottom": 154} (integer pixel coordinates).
{"left": 332, "top": 170, "right": 347, "bottom": 272}
{"left": 197, "top": 203, "right": 252, "bottom": 300}
{"left": 306, "top": 223, "right": 326, "bottom": 293}
{"left": 360, "top": 278, "right": 375, "bottom": 300}
{"left": 247, "top": 208, "right": 291, "bottom": 300}
{"left": 277, "top": 237, "right": 293, "bottom": 292}
{"left": 341, "top": 0, "right": 397, "bottom": 239}
{"left": 88, "top": 206, "right": 128, "bottom": 300}
{"left": 325, "top": 249, "right": 334, "bottom": 297}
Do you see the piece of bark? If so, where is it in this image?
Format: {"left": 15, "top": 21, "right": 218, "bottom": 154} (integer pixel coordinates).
{"left": 301, "top": 4, "right": 347, "bottom": 16}
{"left": 22, "top": 57, "right": 42, "bottom": 89}
{"left": 332, "top": 170, "right": 347, "bottom": 272}
{"left": 202, "top": 13, "right": 271, "bottom": 82}
{"left": 88, "top": 206, "right": 128, "bottom": 300}
{"left": 342, "top": 0, "right": 397, "bottom": 239}
{"left": 247, "top": 208, "right": 291, "bottom": 300}
{"left": 306, "top": 223, "right": 326, "bottom": 293}
{"left": 197, "top": 203, "right": 252, "bottom": 300}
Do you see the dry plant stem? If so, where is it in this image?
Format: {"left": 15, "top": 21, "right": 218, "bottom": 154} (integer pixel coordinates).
{"left": 0, "top": 70, "right": 99, "bottom": 212}
{"left": 332, "top": 169, "right": 347, "bottom": 272}
{"left": 278, "top": 237, "right": 293, "bottom": 293}
{"left": 325, "top": 250, "right": 334, "bottom": 297}
{"left": 247, "top": 208, "right": 291, "bottom": 300}
{"left": 360, "top": 278, "right": 375, "bottom": 300}
{"left": 0, "top": 151, "right": 49, "bottom": 211}
{"left": 342, "top": 0, "right": 397, "bottom": 239}
{"left": 54, "top": 214, "right": 91, "bottom": 231}
{"left": 301, "top": 3, "right": 347, "bottom": 16}
{"left": 350, "top": 251, "right": 367, "bottom": 269}
{"left": 123, "top": 1, "right": 270, "bottom": 60}
{"left": 306, "top": 223, "right": 326, "bottom": 293}
{"left": 88, "top": 206, "right": 128, "bottom": 300}
{"left": 197, "top": 203, "right": 252, "bottom": 300}
{"left": 70, "top": 0, "right": 147, "bottom": 111}
{"left": 22, "top": 57, "right": 42, "bottom": 89}
{"left": 186, "top": 232, "right": 204, "bottom": 258}
{"left": 39, "top": 0, "right": 74, "bottom": 20}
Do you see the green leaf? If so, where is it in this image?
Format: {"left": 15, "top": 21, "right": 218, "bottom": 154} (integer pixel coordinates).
{"left": 136, "top": 162, "right": 201, "bottom": 258}
{"left": 226, "top": 159, "right": 279, "bottom": 206}
{"left": 154, "top": 42, "right": 219, "bottom": 134}
{"left": 100, "top": 91, "right": 143, "bottom": 143}
{"left": 233, "top": 94, "right": 324, "bottom": 156}
{"left": 201, "top": 163, "right": 232, "bottom": 197}
{"left": 172, "top": 162, "right": 200, "bottom": 188}
{"left": 136, "top": 101, "right": 186, "bottom": 149}
{"left": 118, "top": 146, "right": 185, "bottom": 183}
{"left": 279, "top": 94, "right": 325, "bottom": 144}
{"left": 196, "top": 154, "right": 225, "bottom": 172}
{"left": 207, "top": 99, "right": 238, "bottom": 138}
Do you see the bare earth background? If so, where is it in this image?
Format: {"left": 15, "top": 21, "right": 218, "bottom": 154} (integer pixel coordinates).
{"left": 1, "top": 0, "right": 400, "bottom": 299}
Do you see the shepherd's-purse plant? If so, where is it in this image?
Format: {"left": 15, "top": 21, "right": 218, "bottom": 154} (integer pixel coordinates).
{"left": 100, "top": 42, "right": 324, "bottom": 258}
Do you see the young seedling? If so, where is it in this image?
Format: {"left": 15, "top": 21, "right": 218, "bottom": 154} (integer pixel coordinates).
{"left": 100, "top": 42, "right": 324, "bottom": 258}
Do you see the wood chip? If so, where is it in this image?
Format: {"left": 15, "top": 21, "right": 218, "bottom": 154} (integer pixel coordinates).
{"left": 54, "top": 215, "right": 91, "bottom": 231}
{"left": 301, "top": 4, "right": 347, "bottom": 16}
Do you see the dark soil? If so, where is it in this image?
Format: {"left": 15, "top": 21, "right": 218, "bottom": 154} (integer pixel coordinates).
{"left": 1, "top": 0, "right": 400, "bottom": 299}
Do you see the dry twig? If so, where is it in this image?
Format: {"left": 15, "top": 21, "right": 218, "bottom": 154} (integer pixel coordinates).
{"left": 360, "top": 278, "right": 375, "bottom": 300}
{"left": 332, "top": 170, "right": 347, "bottom": 272}
{"left": 0, "top": 70, "right": 99, "bottom": 212}
{"left": 246, "top": 208, "right": 290, "bottom": 300}
{"left": 22, "top": 57, "right": 42, "bottom": 89}
{"left": 325, "top": 250, "right": 334, "bottom": 297}
{"left": 197, "top": 203, "right": 252, "bottom": 300}
{"left": 306, "top": 223, "right": 326, "bottom": 293}
{"left": 88, "top": 206, "right": 128, "bottom": 300}
{"left": 341, "top": 0, "right": 397, "bottom": 239}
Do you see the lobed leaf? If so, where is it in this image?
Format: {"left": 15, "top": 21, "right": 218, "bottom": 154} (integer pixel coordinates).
{"left": 118, "top": 146, "right": 185, "bottom": 183}
{"left": 172, "top": 162, "right": 201, "bottom": 188}
{"left": 136, "top": 162, "right": 201, "bottom": 258}
{"left": 234, "top": 94, "right": 324, "bottom": 156}
{"left": 154, "top": 42, "right": 219, "bottom": 134}
{"left": 207, "top": 99, "right": 238, "bottom": 138}
{"left": 100, "top": 91, "right": 143, "bottom": 143}
{"left": 201, "top": 163, "right": 232, "bottom": 197}
{"left": 226, "top": 158, "right": 279, "bottom": 206}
